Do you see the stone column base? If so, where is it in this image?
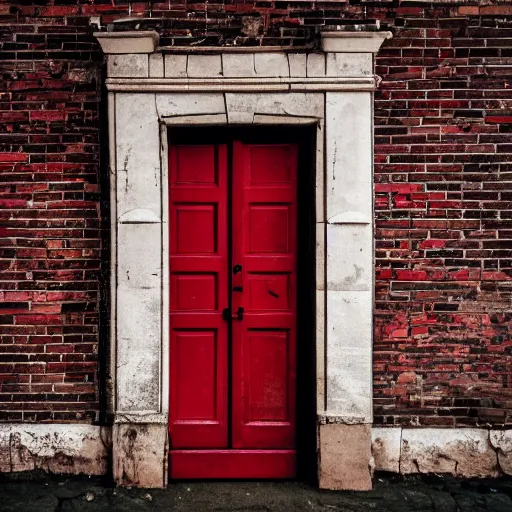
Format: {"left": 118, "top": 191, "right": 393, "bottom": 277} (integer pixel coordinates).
{"left": 113, "top": 423, "right": 168, "bottom": 488}
{"left": 319, "top": 424, "right": 372, "bottom": 491}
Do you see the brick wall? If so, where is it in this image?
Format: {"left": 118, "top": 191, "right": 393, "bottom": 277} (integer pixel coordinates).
{"left": 373, "top": 4, "right": 512, "bottom": 428}
{"left": 1, "top": 1, "right": 511, "bottom": 426}
{"left": 0, "top": 2, "right": 103, "bottom": 422}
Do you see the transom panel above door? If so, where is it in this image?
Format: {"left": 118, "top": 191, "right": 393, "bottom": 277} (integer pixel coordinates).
{"left": 169, "top": 137, "right": 298, "bottom": 479}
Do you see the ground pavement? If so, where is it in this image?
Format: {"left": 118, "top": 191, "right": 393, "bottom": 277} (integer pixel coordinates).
{"left": 1, "top": 473, "right": 512, "bottom": 512}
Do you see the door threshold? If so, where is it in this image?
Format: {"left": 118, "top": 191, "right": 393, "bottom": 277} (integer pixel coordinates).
{"left": 169, "top": 449, "right": 296, "bottom": 479}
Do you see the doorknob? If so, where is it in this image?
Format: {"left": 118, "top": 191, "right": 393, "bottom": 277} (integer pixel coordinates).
{"left": 233, "top": 264, "right": 242, "bottom": 274}
{"left": 222, "top": 307, "right": 244, "bottom": 321}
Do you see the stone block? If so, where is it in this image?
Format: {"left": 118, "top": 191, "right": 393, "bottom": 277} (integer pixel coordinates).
{"left": 0, "top": 424, "right": 110, "bottom": 475}
{"left": 156, "top": 93, "right": 225, "bottom": 117}
{"left": 222, "top": 54, "right": 255, "bottom": 77}
{"left": 326, "top": 92, "right": 372, "bottom": 221}
{"left": 326, "top": 290, "right": 372, "bottom": 421}
{"left": 225, "top": 93, "right": 324, "bottom": 121}
{"left": 149, "top": 53, "right": 164, "bottom": 78}
{"left": 113, "top": 423, "right": 167, "bottom": 488}
{"left": 490, "top": 430, "right": 512, "bottom": 475}
{"left": 115, "top": 93, "right": 161, "bottom": 221}
{"left": 307, "top": 53, "right": 325, "bottom": 77}
{"left": 326, "top": 53, "right": 373, "bottom": 77}
{"left": 321, "top": 32, "right": 392, "bottom": 53}
{"left": 164, "top": 55, "right": 187, "bottom": 77}
{"left": 327, "top": 224, "right": 372, "bottom": 292}
{"left": 187, "top": 54, "right": 222, "bottom": 77}
{"left": 108, "top": 54, "right": 148, "bottom": 78}
{"left": 117, "top": 222, "right": 162, "bottom": 413}
{"left": 319, "top": 424, "right": 372, "bottom": 490}
{"left": 288, "top": 53, "right": 307, "bottom": 77}
{"left": 254, "top": 53, "right": 289, "bottom": 77}
{"left": 372, "top": 428, "right": 401, "bottom": 473}
{"left": 95, "top": 31, "right": 159, "bottom": 55}
{"left": 401, "top": 428, "right": 499, "bottom": 478}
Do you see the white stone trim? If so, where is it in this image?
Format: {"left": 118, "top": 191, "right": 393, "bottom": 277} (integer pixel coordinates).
{"left": 96, "top": 30, "right": 389, "bottom": 488}
{"left": 2, "top": 424, "right": 511, "bottom": 480}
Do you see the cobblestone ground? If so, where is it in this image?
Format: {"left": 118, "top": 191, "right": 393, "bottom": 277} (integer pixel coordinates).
{"left": 1, "top": 473, "right": 512, "bottom": 512}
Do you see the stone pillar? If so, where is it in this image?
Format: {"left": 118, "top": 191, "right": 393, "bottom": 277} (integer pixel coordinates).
{"left": 319, "top": 31, "right": 389, "bottom": 491}
{"left": 97, "top": 32, "right": 169, "bottom": 488}
{"left": 112, "top": 90, "right": 168, "bottom": 487}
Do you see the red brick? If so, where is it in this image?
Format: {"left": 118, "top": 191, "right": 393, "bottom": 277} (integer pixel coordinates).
{"left": 0, "top": 0, "right": 511, "bottom": 431}
{"left": 0, "top": 153, "right": 29, "bottom": 162}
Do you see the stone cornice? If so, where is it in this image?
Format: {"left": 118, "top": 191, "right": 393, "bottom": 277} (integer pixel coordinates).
{"left": 94, "top": 30, "right": 391, "bottom": 56}
{"left": 321, "top": 31, "right": 393, "bottom": 53}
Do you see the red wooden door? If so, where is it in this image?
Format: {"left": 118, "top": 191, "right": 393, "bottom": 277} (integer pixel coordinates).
{"left": 169, "top": 139, "right": 297, "bottom": 479}
{"left": 169, "top": 144, "right": 229, "bottom": 448}
{"left": 232, "top": 142, "right": 297, "bottom": 450}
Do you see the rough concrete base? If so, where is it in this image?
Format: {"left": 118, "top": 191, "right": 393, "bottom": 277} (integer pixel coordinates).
{"left": 0, "top": 424, "right": 110, "bottom": 475}
{"left": 1, "top": 424, "right": 512, "bottom": 487}
{"left": 319, "top": 423, "right": 372, "bottom": 491}
{"left": 113, "top": 423, "right": 168, "bottom": 488}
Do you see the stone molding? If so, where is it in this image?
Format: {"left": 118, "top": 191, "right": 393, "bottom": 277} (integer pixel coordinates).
{"left": 105, "top": 77, "right": 377, "bottom": 93}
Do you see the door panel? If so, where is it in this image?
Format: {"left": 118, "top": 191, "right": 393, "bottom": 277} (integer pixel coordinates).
{"left": 169, "top": 144, "right": 229, "bottom": 449}
{"left": 232, "top": 142, "right": 297, "bottom": 450}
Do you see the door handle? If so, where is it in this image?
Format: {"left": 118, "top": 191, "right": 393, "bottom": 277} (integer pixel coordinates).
{"left": 222, "top": 307, "right": 244, "bottom": 321}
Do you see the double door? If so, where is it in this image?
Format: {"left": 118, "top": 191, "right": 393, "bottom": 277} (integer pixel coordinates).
{"left": 169, "top": 139, "right": 298, "bottom": 479}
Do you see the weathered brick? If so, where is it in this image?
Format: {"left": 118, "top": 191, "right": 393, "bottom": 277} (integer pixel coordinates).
{"left": 1, "top": 0, "right": 511, "bottom": 429}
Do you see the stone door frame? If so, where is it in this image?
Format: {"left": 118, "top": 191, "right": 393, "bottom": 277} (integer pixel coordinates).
{"left": 95, "top": 30, "right": 390, "bottom": 490}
